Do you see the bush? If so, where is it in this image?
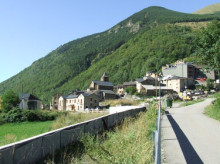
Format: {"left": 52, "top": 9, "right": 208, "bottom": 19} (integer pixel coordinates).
{"left": 3, "top": 108, "right": 58, "bottom": 123}
{"left": 3, "top": 107, "right": 27, "bottom": 122}
{"left": 24, "top": 110, "right": 57, "bottom": 122}
{"left": 0, "top": 114, "right": 5, "bottom": 125}
{"left": 125, "top": 86, "right": 137, "bottom": 95}
{"left": 1, "top": 90, "right": 20, "bottom": 113}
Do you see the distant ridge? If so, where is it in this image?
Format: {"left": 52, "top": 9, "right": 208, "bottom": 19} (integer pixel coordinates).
{"left": 193, "top": 3, "right": 220, "bottom": 14}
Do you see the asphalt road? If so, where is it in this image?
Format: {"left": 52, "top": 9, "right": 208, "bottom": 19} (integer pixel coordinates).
{"left": 162, "top": 98, "right": 220, "bottom": 164}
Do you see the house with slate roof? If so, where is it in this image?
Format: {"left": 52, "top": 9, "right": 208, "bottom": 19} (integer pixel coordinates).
{"left": 89, "top": 72, "right": 114, "bottom": 91}
{"left": 19, "top": 94, "right": 42, "bottom": 110}
{"left": 88, "top": 72, "right": 117, "bottom": 100}
{"left": 58, "top": 92, "right": 99, "bottom": 111}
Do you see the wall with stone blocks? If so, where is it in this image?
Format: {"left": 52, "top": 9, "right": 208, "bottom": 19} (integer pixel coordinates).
{"left": 0, "top": 107, "right": 146, "bottom": 164}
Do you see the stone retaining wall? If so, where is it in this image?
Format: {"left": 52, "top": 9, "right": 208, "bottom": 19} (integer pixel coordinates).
{"left": 0, "top": 107, "right": 146, "bottom": 164}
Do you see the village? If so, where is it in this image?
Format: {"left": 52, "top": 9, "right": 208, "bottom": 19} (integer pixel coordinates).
{"left": 7, "top": 61, "right": 219, "bottom": 112}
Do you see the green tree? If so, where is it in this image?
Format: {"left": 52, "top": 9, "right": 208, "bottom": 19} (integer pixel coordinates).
{"left": 195, "top": 20, "right": 220, "bottom": 75}
{"left": 2, "top": 90, "right": 20, "bottom": 113}
{"left": 206, "top": 78, "right": 214, "bottom": 90}
{"left": 125, "top": 86, "right": 137, "bottom": 95}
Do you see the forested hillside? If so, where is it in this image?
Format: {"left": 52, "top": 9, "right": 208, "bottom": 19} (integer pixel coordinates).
{"left": 59, "top": 24, "right": 196, "bottom": 92}
{"left": 0, "top": 6, "right": 220, "bottom": 103}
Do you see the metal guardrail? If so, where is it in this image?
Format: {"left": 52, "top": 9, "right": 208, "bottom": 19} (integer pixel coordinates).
{"left": 153, "top": 81, "right": 162, "bottom": 164}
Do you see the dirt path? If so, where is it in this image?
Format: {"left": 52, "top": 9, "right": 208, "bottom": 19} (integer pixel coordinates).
{"left": 162, "top": 98, "right": 220, "bottom": 164}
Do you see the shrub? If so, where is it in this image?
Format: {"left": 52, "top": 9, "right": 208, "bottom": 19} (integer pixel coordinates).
{"left": 23, "top": 110, "right": 57, "bottom": 122}
{"left": 1, "top": 90, "right": 20, "bottom": 113}
{"left": 125, "top": 86, "right": 137, "bottom": 95}
{"left": 3, "top": 108, "right": 58, "bottom": 123}
{"left": 0, "top": 114, "right": 5, "bottom": 125}
{"left": 3, "top": 107, "right": 27, "bottom": 122}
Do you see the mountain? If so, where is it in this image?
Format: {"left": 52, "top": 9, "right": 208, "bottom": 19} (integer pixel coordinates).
{"left": 0, "top": 6, "right": 220, "bottom": 103}
{"left": 193, "top": 3, "right": 220, "bottom": 15}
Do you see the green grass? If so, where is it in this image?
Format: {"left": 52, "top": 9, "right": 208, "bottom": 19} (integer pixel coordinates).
{"left": 50, "top": 112, "right": 106, "bottom": 130}
{"left": 205, "top": 98, "right": 220, "bottom": 121}
{"left": 44, "top": 102, "right": 157, "bottom": 164}
{"left": 180, "top": 99, "right": 204, "bottom": 107}
{"left": 0, "top": 112, "right": 106, "bottom": 147}
{"left": 0, "top": 121, "right": 54, "bottom": 146}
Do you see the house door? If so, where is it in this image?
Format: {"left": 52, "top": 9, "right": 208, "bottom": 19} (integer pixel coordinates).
{"left": 72, "top": 105, "right": 75, "bottom": 111}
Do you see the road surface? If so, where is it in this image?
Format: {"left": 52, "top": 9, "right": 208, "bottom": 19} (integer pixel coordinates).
{"left": 162, "top": 98, "right": 220, "bottom": 164}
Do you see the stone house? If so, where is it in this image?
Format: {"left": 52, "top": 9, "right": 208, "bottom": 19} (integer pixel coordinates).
{"left": 114, "top": 84, "right": 125, "bottom": 96}
{"left": 115, "top": 76, "right": 160, "bottom": 95}
{"left": 19, "top": 94, "right": 42, "bottom": 110}
{"left": 88, "top": 72, "right": 117, "bottom": 100}
{"left": 162, "top": 76, "right": 195, "bottom": 93}
{"left": 140, "top": 85, "right": 174, "bottom": 96}
{"left": 58, "top": 92, "right": 99, "bottom": 111}
{"left": 89, "top": 72, "right": 113, "bottom": 91}
{"left": 136, "top": 77, "right": 159, "bottom": 93}
{"left": 114, "top": 81, "right": 136, "bottom": 96}
{"left": 50, "top": 93, "right": 61, "bottom": 110}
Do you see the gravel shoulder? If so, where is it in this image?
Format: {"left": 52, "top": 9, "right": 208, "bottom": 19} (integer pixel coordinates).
{"left": 162, "top": 98, "right": 220, "bottom": 164}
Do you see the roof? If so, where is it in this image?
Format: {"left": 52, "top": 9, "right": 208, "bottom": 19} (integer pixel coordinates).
{"left": 101, "top": 90, "right": 116, "bottom": 94}
{"left": 136, "top": 78, "right": 144, "bottom": 83}
{"left": 19, "top": 94, "right": 40, "bottom": 101}
{"left": 66, "top": 94, "right": 78, "bottom": 99}
{"left": 93, "top": 81, "right": 113, "bottom": 87}
{"left": 163, "top": 75, "right": 187, "bottom": 80}
{"left": 114, "top": 84, "right": 124, "bottom": 88}
{"left": 81, "top": 92, "right": 99, "bottom": 97}
{"left": 123, "top": 81, "right": 136, "bottom": 86}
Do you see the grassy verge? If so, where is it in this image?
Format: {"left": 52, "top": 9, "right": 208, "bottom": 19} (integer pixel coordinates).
{"left": 100, "top": 99, "right": 141, "bottom": 106}
{"left": 50, "top": 112, "right": 106, "bottom": 130}
{"left": 205, "top": 98, "right": 220, "bottom": 121}
{"left": 0, "top": 112, "right": 105, "bottom": 146}
{"left": 0, "top": 121, "right": 54, "bottom": 146}
{"left": 180, "top": 99, "right": 204, "bottom": 107}
{"left": 44, "top": 102, "right": 157, "bottom": 164}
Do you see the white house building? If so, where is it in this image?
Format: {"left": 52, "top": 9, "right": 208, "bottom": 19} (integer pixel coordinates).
{"left": 58, "top": 92, "right": 99, "bottom": 112}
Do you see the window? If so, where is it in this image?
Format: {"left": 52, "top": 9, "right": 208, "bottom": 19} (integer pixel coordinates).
{"left": 95, "top": 100, "right": 97, "bottom": 103}
{"left": 74, "top": 99, "right": 76, "bottom": 103}
{"left": 90, "top": 98, "right": 93, "bottom": 101}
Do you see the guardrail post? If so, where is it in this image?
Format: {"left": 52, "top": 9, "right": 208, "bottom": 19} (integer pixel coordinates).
{"left": 153, "top": 76, "right": 162, "bottom": 164}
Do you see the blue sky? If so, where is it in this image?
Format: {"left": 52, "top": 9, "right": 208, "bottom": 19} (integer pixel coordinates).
{"left": 0, "top": 0, "right": 219, "bottom": 83}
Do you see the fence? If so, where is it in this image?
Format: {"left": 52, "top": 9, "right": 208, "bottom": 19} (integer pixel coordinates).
{"left": 0, "top": 107, "right": 146, "bottom": 164}
{"left": 153, "top": 82, "right": 162, "bottom": 164}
